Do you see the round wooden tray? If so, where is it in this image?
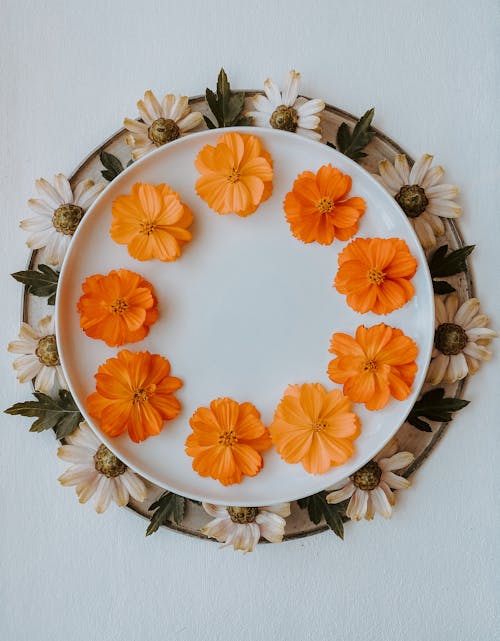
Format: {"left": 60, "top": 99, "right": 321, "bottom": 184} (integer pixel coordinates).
{"left": 23, "top": 95, "right": 472, "bottom": 541}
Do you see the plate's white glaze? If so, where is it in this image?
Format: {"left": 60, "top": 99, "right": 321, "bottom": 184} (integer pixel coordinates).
{"left": 56, "top": 127, "right": 434, "bottom": 506}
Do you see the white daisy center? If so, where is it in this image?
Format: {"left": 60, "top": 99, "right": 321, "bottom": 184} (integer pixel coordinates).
{"left": 351, "top": 460, "right": 382, "bottom": 491}
{"left": 395, "top": 184, "right": 429, "bottom": 218}
{"left": 148, "top": 118, "right": 180, "bottom": 146}
{"left": 35, "top": 334, "right": 60, "bottom": 367}
{"left": 269, "top": 105, "right": 298, "bottom": 132}
{"left": 52, "top": 204, "right": 84, "bottom": 235}
{"left": 94, "top": 443, "right": 126, "bottom": 478}
{"left": 434, "top": 322, "right": 468, "bottom": 355}
{"left": 227, "top": 506, "right": 258, "bottom": 523}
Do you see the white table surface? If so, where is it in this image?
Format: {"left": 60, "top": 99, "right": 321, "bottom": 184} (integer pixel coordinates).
{"left": 1, "top": 2, "right": 498, "bottom": 640}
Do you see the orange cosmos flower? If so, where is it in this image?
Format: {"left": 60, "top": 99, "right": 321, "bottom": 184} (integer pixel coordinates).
{"left": 185, "top": 397, "right": 272, "bottom": 486}
{"left": 87, "top": 350, "right": 182, "bottom": 443}
{"left": 194, "top": 132, "right": 274, "bottom": 217}
{"left": 269, "top": 383, "right": 360, "bottom": 475}
{"left": 328, "top": 323, "right": 418, "bottom": 411}
{"left": 110, "top": 182, "right": 193, "bottom": 261}
{"left": 334, "top": 237, "right": 417, "bottom": 315}
{"left": 77, "top": 269, "right": 158, "bottom": 347}
{"left": 283, "top": 164, "right": 366, "bottom": 245}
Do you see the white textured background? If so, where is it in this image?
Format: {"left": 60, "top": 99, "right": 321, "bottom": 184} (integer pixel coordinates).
{"left": 1, "top": 2, "right": 499, "bottom": 640}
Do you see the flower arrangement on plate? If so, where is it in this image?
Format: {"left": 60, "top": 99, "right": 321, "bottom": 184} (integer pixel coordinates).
{"left": 5, "top": 69, "right": 495, "bottom": 552}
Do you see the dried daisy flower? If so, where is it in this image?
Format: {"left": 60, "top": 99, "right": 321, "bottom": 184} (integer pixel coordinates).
{"left": 8, "top": 315, "right": 66, "bottom": 393}
{"left": 427, "top": 294, "right": 496, "bottom": 384}
{"left": 124, "top": 90, "right": 203, "bottom": 160}
{"left": 246, "top": 70, "right": 325, "bottom": 140}
{"left": 20, "top": 174, "right": 104, "bottom": 266}
{"left": 201, "top": 503, "right": 290, "bottom": 552}
{"left": 326, "top": 442, "right": 414, "bottom": 520}
{"left": 58, "top": 421, "right": 147, "bottom": 513}
{"left": 373, "top": 154, "right": 461, "bottom": 249}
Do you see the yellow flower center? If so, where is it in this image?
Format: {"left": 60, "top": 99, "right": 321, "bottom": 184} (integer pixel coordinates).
{"left": 140, "top": 221, "right": 158, "bottom": 235}
{"left": 35, "top": 335, "right": 60, "bottom": 367}
{"left": 132, "top": 385, "right": 155, "bottom": 403}
{"left": 110, "top": 298, "right": 129, "bottom": 314}
{"left": 218, "top": 429, "right": 238, "bottom": 446}
{"left": 227, "top": 167, "right": 241, "bottom": 183}
{"left": 311, "top": 419, "right": 328, "bottom": 432}
{"left": 316, "top": 196, "right": 334, "bottom": 214}
{"left": 367, "top": 268, "right": 385, "bottom": 285}
{"left": 363, "top": 359, "right": 377, "bottom": 372}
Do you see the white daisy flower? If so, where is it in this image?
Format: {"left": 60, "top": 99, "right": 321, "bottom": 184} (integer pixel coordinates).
{"left": 124, "top": 90, "right": 203, "bottom": 160}
{"left": 326, "top": 446, "right": 414, "bottom": 521}
{"left": 373, "top": 153, "right": 461, "bottom": 249}
{"left": 201, "top": 503, "right": 290, "bottom": 552}
{"left": 57, "top": 421, "right": 147, "bottom": 513}
{"left": 8, "top": 315, "right": 67, "bottom": 393}
{"left": 20, "top": 174, "right": 105, "bottom": 267}
{"left": 246, "top": 69, "right": 325, "bottom": 141}
{"left": 427, "top": 294, "right": 496, "bottom": 384}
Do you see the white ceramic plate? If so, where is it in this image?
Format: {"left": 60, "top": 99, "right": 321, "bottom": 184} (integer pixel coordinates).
{"left": 56, "top": 127, "right": 434, "bottom": 506}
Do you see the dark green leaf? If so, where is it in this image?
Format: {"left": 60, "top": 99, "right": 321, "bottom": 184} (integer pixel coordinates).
{"left": 205, "top": 68, "right": 247, "bottom": 128}
{"left": 146, "top": 491, "right": 186, "bottom": 535}
{"left": 331, "top": 108, "right": 375, "bottom": 161}
{"left": 297, "top": 491, "right": 347, "bottom": 539}
{"left": 429, "top": 244, "right": 475, "bottom": 278}
{"left": 11, "top": 264, "right": 59, "bottom": 303}
{"left": 433, "top": 280, "right": 456, "bottom": 294}
{"left": 407, "top": 388, "right": 470, "bottom": 432}
{"left": 4, "top": 389, "right": 82, "bottom": 438}
{"left": 235, "top": 116, "right": 254, "bottom": 127}
{"left": 100, "top": 150, "right": 125, "bottom": 182}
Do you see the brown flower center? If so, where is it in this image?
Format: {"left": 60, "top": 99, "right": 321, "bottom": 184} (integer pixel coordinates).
{"left": 367, "top": 268, "right": 385, "bottom": 285}
{"left": 363, "top": 359, "right": 377, "bottom": 372}
{"left": 351, "top": 460, "right": 382, "bottom": 491}
{"left": 227, "top": 167, "right": 241, "bottom": 183}
{"left": 140, "top": 221, "right": 157, "bottom": 235}
{"left": 395, "top": 184, "right": 429, "bottom": 218}
{"left": 148, "top": 117, "right": 180, "bottom": 146}
{"left": 269, "top": 104, "right": 298, "bottom": 132}
{"left": 52, "top": 203, "right": 84, "bottom": 235}
{"left": 227, "top": 506, "right": 259, "bottom": 524}
{"left": 110, "top": 298, "right": 129, "bottom": 314}
{"left": 94, "top": 443, "right": 126, "bottom": 478}
{"left": 311, "top": 419, "right": 328, "bottom": 432}
{"left": 218, "top": 430, "right": 238, "bottom": 447}
{"left": 434, "top": 322, "right": 468, "bottom": 356}
{"left": 35, "top": 335, "right": 60, "bottom": 367}
{"left": 133, "top": 385, "right": 155, "bottom": 403}
{"left": 317, "top": 196, "right": 334, "bottom": 214}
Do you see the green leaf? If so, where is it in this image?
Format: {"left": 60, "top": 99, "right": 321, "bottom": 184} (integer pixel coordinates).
{"left": 433, "top": 280, "right": 456, "bottom": 294}
{"left": 4, "top": 389, "right": 83, "bottom": 438}
{"left": 146, "top": 491, "right": 186, "bottom": 535}
{"left": 331, "top": 108, "right": 375, "bottom": 161}
{"left": 407, "top": 388, "right": 470, "bottom": 432}
{"left": 429, "top": 244, "right": 475, "bottom": 278}
{"left": 11, "top": 264, "right": 59, "bottom": 303}
{"left": 100, "top": 150, "right": 125, "bottom": 182}
{"left": 297, "top": 491, "right": 347, "bottom": 539}
{"left": 204, "top": 68, "right": 248, "bottom": 128}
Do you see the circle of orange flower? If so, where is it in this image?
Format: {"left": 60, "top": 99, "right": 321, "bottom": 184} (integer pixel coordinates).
{"left": 328, "top": 323, "right": 419, "bottom": 411}
{"left": 283, "top": 164, "right": 366, "bottom": 245}
{"left": 269, "top": 383, "right": 361, "bottom": 475}
{"left": 77, "top": 269, "right": 158, "bottom": 347}
{"left": 334, "top": 237, "right": 417, "bottom": 315}
{"left": 185, "top": 397, "right": 272, "bottom": 486}
{"left": 87, "top": 349, "right": 183, "bottom": 443}
{"left": 110, "top": 182, "right": 193, "bottom": 261}
{"left": 194, "top": 132, "right": 274, "bottom": 217}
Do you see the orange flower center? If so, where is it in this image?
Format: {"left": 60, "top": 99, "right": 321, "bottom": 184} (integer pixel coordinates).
{"left": 226, "top": 167, "right": 241, "bottom": 183}
{"left": 367, "top": 268, "right": 385, "bottom": 285}
{"left": 363, "top": 359, "right": 377, "bottom": 372}
{"left": 311, "top": 419, "right": 328, "bottom": 432}
{"left": 132, "top": 384, "right": 155, "bottom": 403}
{"left": 316, "top": 196, "right": 334, "bottom": 214}
{"left": 110, "top": 297, "right": 129, "bottom": 314}
{"left": 140, "top": 221, "right": 158, "bottom": 235}
{"left": 218, "top": 429, "right": 238, "bottom": 446}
